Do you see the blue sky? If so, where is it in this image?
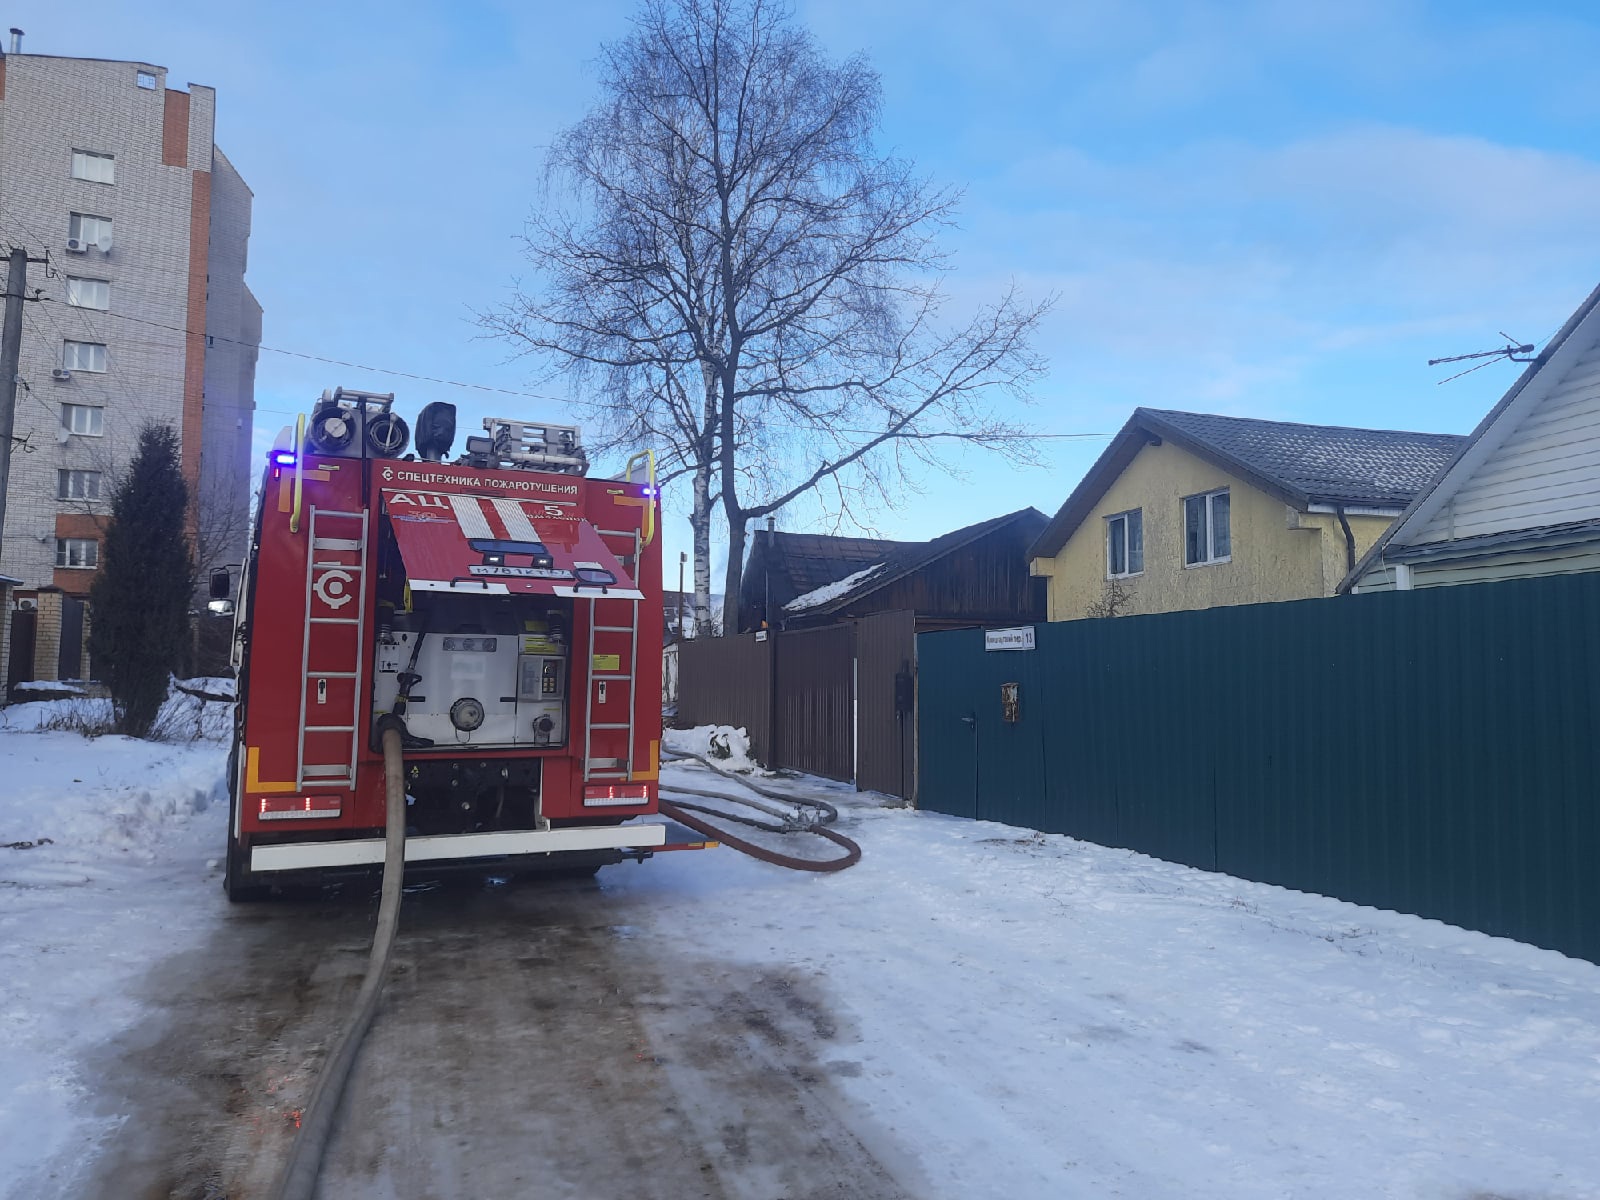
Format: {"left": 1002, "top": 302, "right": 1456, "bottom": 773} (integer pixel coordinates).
{"left": 11, "top": 0, "right": 1600, "bottom": 580}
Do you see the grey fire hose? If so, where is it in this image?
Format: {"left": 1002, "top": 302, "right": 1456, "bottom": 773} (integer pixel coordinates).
{"left": 271, "top": 720, "right": 408, "bottom": 1200}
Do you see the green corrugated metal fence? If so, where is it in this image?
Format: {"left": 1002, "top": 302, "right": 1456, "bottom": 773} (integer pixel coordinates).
{"left": 917, "top": 573, "right": 1600, "bottom": 963}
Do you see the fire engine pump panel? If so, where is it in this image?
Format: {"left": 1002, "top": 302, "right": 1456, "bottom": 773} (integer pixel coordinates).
{"left": 371, "top": 591, "right": 572, "bottom": 750}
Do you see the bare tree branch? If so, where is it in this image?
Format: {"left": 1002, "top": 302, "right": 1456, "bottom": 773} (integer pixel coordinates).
{"left": 482, "top": 0, "right": 1054, "bottom": 630}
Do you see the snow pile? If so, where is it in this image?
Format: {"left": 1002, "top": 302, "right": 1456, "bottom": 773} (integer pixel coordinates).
{"left": 0, "top": 697, "right": 231, "bottom": 1197}
{"left": 783, "top": 562, "right": 883, "bottom": 613}
{"left": 0, "top": 703, "right": 227, "bottom": 863}
{"left": 1, "top": 679, "right": 234, "bottom": 742}
{"left": 664, "top": 724, "right": 759, "bottom": 773}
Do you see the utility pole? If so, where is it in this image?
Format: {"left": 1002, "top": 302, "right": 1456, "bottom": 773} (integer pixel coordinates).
{"left": 0, "top": 246, "right": 27, "bottom": 567}
{"left": 0, "top": 244, "right": 47, "bottom": 569}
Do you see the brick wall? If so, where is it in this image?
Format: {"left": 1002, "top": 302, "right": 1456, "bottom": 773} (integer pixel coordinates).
{"left": 0, "top": 55, "right": 252, "bottom": 608}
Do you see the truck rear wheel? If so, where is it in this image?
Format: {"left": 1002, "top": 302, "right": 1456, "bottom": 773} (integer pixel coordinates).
{"left": 223, "top": 742, "right": 270, "bottom": 902}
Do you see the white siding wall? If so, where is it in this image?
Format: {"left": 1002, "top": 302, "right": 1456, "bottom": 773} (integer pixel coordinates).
{"left": 1412, "top": 343, "right": 1600, "bottom": 543}
{"left": 1356, "top": 541, "right": 1600, "bottom": 592}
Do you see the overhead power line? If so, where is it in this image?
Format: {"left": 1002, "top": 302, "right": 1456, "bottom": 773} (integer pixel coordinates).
{"left": 88, "top": 308, "right": 1112, "bottom": 441}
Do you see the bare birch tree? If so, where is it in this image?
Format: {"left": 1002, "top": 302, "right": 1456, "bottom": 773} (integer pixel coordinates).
{"left": 484, "top": 0, "right": 1051, "bottom": 631}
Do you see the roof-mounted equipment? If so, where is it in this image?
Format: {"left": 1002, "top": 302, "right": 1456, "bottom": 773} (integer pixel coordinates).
{"left": 461, "top": 417, "right": 588, "bottom": 475}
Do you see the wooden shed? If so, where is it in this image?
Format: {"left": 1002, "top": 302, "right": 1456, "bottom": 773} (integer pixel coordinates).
{"left": 683, "top": 509, "right": 1047, "bottom": 800}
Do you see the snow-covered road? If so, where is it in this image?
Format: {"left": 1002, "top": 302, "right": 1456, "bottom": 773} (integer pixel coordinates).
{"left": 3, "top": 709, "right": 1598, "bottom": 1199}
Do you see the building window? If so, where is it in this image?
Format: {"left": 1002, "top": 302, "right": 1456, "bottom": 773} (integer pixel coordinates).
{"left": 56, "top": 538, "right": 99, "bottom": 569}
{"left": 61, "top": 404, "right": 104, "bottom": 436}
{"left": 1183, "top": 489, "right": 1231, "bottom": 566}
{"left": 63, "top": 340, "right": 107, "bottom": 373}
{"left": 58, "top": 470, "right": 103, "bottom": 501}
{"left": 136, "top": 71, "right": 157, "bottom": 89}
{"left": 70, "top": 149, "right": 115, "bottom": 185}
{"left": 65, "top": 277, "right": 110, "bottom": 310}
{"left": 1106, "top": 509, "right": 1143, "bottom": 578}
{"left": 68, "top": 212, "right": 113, "bottom": 249}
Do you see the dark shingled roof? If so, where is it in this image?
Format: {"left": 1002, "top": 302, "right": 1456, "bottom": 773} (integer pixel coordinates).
{"left": 1029, "top": 408, "right": 1466, "bottom": 561}
{"left": 1143, "top": 409, "right": 1466, "bottom": 509}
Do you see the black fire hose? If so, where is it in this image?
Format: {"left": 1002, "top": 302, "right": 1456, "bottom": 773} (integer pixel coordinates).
{"left": 659, "top": 797, "right": 861, "bottom": 872}
{"left": 659, "top": 749, "right": 861, "bottom": 872}
{"left": 271, "top": 721, "right": 408, "bottom": 1200}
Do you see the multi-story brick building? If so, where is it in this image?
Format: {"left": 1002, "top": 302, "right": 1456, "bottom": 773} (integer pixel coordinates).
{"left": 0, "top": 31, "right": 258, "bottom": 683}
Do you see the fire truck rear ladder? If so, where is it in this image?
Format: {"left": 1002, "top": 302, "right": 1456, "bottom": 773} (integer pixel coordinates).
{"left": 297, "top": 505, "right": 370, "bottom": 790}
{"left": 583, "top": 526, "right": 642, "bottom": 783}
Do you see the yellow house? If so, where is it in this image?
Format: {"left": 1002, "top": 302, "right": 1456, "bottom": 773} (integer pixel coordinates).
{"left": 1028, "top": 408, "right": 1464, "bottom": 621}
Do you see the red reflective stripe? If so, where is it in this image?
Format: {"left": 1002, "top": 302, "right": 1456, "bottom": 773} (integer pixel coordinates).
{"left": 258, "top": 794, "right": 343, "bottom": 821}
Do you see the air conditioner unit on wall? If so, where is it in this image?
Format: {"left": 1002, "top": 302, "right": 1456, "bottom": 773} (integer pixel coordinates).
{"left": 16, "top": 598, "right": 37, "bottom": 611}
{"left": 65, "top": 237, "right": 88, "bottom": 253}
{"left": 51, "top": 368, "right": 72, "bottom": 382}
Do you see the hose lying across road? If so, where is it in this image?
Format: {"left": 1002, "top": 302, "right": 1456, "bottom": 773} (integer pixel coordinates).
{"left": 659, "top": 750, "right": 861, "bottom": 873}
{"left": 271, "top": 720, "right": 408, "bottom": 1200}
{"left": 268, "top": 739, "right": 854, "bottom": 1197}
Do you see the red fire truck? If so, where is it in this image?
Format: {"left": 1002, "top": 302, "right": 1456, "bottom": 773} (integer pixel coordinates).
{"left": 222, "top": 389, "right": 700, "bottom": 899}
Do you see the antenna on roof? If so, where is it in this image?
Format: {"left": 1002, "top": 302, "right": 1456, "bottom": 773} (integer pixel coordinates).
{"left": 1427, "top": 333, "right": 1537, "bottom": 385}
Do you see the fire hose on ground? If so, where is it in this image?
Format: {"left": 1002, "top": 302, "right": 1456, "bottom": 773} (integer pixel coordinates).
{"left": 271, "top": 718, "right": 408, "bottom": 1200}
{"left": 269, "top": 738, "right": 854, "bottom": 1197}
{"left": 658, "top": 750, "right": 862, "bottom": 873}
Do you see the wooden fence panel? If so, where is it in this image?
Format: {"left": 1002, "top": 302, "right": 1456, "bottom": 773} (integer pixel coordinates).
{"left": 675, "top": 634, "right": 772, "bottom": 765}
{"left": 773, "top": 624, "right": 855, "bottom": 782}
{"left": 854, "top": 609, "right": 916, "bottom": 800}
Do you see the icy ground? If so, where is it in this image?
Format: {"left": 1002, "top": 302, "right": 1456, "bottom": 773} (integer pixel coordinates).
{"left": 2, "top": 709, "right": 1599, "bottom": 1199}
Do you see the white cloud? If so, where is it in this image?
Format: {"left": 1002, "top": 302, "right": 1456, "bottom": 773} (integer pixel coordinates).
{"left": 940, "top": 125, "right": 1600, "bottom": 424}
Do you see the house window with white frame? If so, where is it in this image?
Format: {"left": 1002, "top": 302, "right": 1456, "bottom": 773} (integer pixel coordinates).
{"left": 1183, "top": 489, "right": 1231, "bottom": 566}
{"left": 56, "top": 538, "right": 99, "bottom": 569}
{"left": 1106, "top": 508, "right": 1143, "bottom": 578}
{"left": 65, "top": 277, "right": 110, "bottom": 310}
{"left": 70, "top": 149, "right": 115, "bottom": 184}
{"left": 136, "top": 71, "right": 157, "bottom": 89}
{"left": 58, "top": 469, "right": 103, "bottom": 501}
{"left": 62, "top": 340, "right": 107, "bottom": 373}
{"left": 68, "top": 212, "right": 112, "bottom": 248}
{"left": 61, "top": 404, "right": 104, "bottom": 436}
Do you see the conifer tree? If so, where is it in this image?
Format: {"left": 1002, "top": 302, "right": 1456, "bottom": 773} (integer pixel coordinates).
{"left": 90, "top": 423, "right": 194, "bottom": 737}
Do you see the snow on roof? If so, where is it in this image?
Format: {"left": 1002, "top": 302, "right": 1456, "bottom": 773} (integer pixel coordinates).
{"left": 783, "top": 563, "right": 884, "bottom": 613}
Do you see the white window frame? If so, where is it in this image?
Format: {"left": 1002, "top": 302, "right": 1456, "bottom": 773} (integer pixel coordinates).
{"left": 56, "top": 538, "right": 99, "bottom": 569}
{"left": 68, "top": 212, "right": 112, "bottom": 248}
{"left": 1183, "top": 489, "right": 1231, "bottom": 567}
{"left": 62, "top": 340, "right": 108, "bottom": 373}
{"left": 136, "top": 71, "right": 157, "bottom": 89}
{"left": 57, "top": 469, "right": 103, "bottom": 501}
{"left": 62, "top": 404, "right": 104, "bottom": 437}
{"left": 70, "top": 149, "right": 115, "bottom": 185}
{"left": 65, "top": 276, "right": 110, "bottom": 310}
{"left": 1105, "top": 508, "right": 1143, "bottom": 579}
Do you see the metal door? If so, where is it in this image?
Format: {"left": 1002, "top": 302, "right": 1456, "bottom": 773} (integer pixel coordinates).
{"left": 58, "top": 596, "right": 85, "bottom": 681}
{"left": 7, "top": 606, "right": 37, "bottom": 694}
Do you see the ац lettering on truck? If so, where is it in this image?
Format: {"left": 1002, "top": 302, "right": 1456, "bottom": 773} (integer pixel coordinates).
{"left": 219, "top": 389, "right": 707, "bottom": 900}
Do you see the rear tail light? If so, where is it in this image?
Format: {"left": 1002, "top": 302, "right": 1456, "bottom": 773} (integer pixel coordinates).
{"left": 582, "top": 783, "right": 651, "bottom": 807}
{"left": 259, "top": 794, "right": 342, "bottom": 820}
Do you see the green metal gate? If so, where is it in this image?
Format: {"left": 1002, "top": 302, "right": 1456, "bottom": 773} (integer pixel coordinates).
{"left": 918, "top": 573, "right": 1600, "bottom": 964}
